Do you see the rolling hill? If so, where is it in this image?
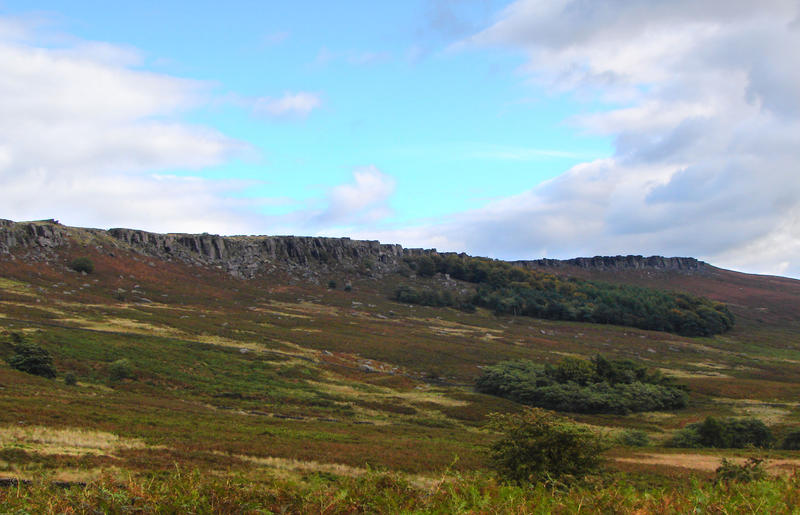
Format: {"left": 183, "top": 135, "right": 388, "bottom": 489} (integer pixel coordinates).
{"left": 2, "top": 218, "right": 800, "bottom": 511}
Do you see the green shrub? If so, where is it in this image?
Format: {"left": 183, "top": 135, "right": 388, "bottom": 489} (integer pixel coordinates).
{"left": 714, "top": 457, "right": 767, "bottom": 483}
{"left": 109, "top": 359, "right": 135, "bottom": 381}
{"left": 64, "top": 372, "right": 77, "bottom": 386}
{"left": 668, "top": 417, "right": 772, "bottom": 449}
{"left": 7, "top": 342, "right": 56, "bottom": 378}
{"left": 487, "top": 408, "right": 607, "bottom": 485}
{"left": 69, "top": 257, "right": 95, "bottom": 274}
{"left": 476, "top": 356, "right": 688, "bottom": 414}
{"left": 328, "top": 280, "right": 337, "bottom": 289}
{"left": 781, "top": 430, "right": 800, "bottom": 450}
{"left": 617, "top": 429, "right": 650, "bottom": 447}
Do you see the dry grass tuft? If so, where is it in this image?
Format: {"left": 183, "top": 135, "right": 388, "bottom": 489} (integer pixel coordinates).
{"left": 0, "top": 425, "right": 154, "bottom": 456}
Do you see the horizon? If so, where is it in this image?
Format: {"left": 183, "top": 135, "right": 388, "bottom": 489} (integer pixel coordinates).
{"left": 5, "top": 216, "right": 786, "bottom": 280}
{"left": 1, "top": 1, "right": 799, "bottom": 278}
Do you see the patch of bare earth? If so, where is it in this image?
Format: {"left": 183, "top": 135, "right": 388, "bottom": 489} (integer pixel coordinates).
{"left": 615, "top": 453, "right": 800, "bottom": 475}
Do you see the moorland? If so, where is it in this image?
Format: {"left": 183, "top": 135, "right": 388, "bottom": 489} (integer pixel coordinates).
{"left": 1, "top": 219, "right": 800, "bottom": 513}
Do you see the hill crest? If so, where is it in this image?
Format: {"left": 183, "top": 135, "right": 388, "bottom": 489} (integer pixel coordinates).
{"left": 1, "top": 218, "right": 711, "bottom": 279}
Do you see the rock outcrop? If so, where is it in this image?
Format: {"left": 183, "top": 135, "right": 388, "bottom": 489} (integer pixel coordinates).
{"left": 0, "top": 219, "right": 69, "bottom": 256}
{"left": 513, "top": 255, "right": 708, "bottom": 274}
{"left": 107, "top": 228, "right": 405, "bottom": 278}
{"left": 0, "top": 219, "right": 409, "bottom": 278}
{"left": 0, "top": 219, "right": 709, "bottom": 279}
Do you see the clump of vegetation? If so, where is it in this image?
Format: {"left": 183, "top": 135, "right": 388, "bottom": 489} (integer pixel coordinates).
{"left": 328, "top": 280, "right": 337, "bottom": 289}
{"left": 714, "top": 457, "right": 767, "bottom": 483}
{"left": 476, "top": 355, "right": 688, "bottom": 414}
{"left": 487, "top": 408, "right": 607, "bottom": 485}
{"left": 6, "top": 340, "right": 56, "bottom": 378}
{"left": 394, "top": 285, "right": 476, "bottom": 312}
{"left": 399, "top": 254, "right": 734, "bottom": 336}
{"left": 781, "top": 430, "right": 800, "bottom": 450}
{"left": 109, "top": 358, "right": 135, "bottom": 381}
{"left": 668, "top": 416, "right": 772, "bottom": 448}
{"left": 68, "top": 256, "right": 95, "bottom": 274}
{"left": 63, "top": 372, "right": 77, "bottom": 386}
{"left": 617, "top": 429, "right": 650, "bottom": 447}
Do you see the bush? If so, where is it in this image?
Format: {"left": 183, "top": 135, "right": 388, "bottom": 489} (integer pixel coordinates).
{"left": 714, "top": 457, "right": 767, "bottom": 483}
{"left": 69, "top": 257, "right": 95, "bottom": 274}
{"left": 617, "top": 429, "right": 650, "bottom": 447}
{"left": 476, "top": 356, "right": 688, "bottom": 415}
{"left": 64, "top": 372, "right": 77, "bottom": 386}
{"left": 328, "top": 280, "right": 337, "bottom": 289}
{"left": 109, "top": 359, "right": 135, "bottom": 381}
{"left": 487, "top": 408, "right": 607, "bottom": 485}
{"left": 781, "top": 430, "right": 800, "bottom": 450}
{"left": 6, "top": 342, "right": 56, "bottom": 378}
{"left": 668, "top": 417, "right": 772, "bottom": 449}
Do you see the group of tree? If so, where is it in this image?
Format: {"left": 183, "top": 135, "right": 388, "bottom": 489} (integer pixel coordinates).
{"left": 476, "top": 355, "right": 689, "bottom": 414}
{"left": 398, "top": 254, "right": 734, "bottom": 337}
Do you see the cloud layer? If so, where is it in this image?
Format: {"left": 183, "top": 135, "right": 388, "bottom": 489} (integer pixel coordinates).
{"left": 390, "top": 0, "right": 800, "bottom": 277}
{"left": 0, "top": 18, "right": 259, "bottom": 234}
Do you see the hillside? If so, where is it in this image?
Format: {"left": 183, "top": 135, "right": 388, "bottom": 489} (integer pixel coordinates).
{"left": 2, "top": 219, "right": 800, "bottom": 509}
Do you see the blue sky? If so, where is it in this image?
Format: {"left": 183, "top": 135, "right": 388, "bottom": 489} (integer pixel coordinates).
{"left": 4, "top": 0, "right": 610, "bottom": 221}
{"left": 1, "top": 1, "right": 799, "bottom": 277}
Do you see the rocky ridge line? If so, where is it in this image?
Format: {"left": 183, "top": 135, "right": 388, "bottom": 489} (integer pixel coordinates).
{"left": 513, "top": 255, "right": 708, "bottom": 274}
{"left": 0, "top": 219, "right": 708, "bottom": 278}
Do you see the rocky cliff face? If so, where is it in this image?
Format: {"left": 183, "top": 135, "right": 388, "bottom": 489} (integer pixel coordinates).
{"left": 107, "top": 228, "right": 406, "bottom": 278}
{"left": 0, "top": 219, "right": 70, "bottom": 256}
{"left": 0, "top": 219, "right": 409, "bottom": 278}
{"left": 513, "top": 255, "right": 708, "bottom": 273}
{"left": 0, "top": 219, "right": 709, "bottom": 279}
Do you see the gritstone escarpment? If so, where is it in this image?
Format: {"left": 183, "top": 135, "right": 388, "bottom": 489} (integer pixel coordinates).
{"left": 0, "top": 218, "right": 709, "bottom": 278}
{"left": 514, "top": 255, "right": 708, "bottom": 274}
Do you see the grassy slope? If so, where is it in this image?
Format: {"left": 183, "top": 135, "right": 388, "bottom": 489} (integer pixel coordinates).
{"left": 1, "top": 233, "right": 800, "bottom": 499}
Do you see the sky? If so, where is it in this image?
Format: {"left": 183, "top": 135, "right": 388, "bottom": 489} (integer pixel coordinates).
{"left": 1, "top": 1, "right": 799, "bottom": 278}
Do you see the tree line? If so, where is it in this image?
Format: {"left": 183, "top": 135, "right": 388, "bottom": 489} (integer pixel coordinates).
{"left": 396, "top": 254, "right": 734, "bottom": 337}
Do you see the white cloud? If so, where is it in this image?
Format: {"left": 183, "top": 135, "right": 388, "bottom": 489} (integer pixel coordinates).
{"left": 314, "top": 166, "right": 396, "bottom": 228}
{"left": 397, "top": 0, "right": 800, "bottom": 277}
{"left": 254, "top": 91, "right": 322, "bottom": 119}
{"left": 0, "top": 16, "right": 258, "bottom": 233}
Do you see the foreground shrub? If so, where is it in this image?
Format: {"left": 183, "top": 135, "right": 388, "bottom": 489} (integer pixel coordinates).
{"left": 487, "top": 408, "right": 607, "bottom": 485}
{"left": 476, "top": 356, "right": 688, "bottom": 414}
{"left": 668, "top": 417, "right": 772, "bottom": 448}
{"left": 6, "top": 342, "right": 56, "bottom": 378}
{"left": 2, "top": 467, "right": 800, "bottom": 513}
{"left": 68, "top": 257, "right": 95, "bottom": 274}
{"left": 715, "top": 457, "right": 767, "bottom": 483}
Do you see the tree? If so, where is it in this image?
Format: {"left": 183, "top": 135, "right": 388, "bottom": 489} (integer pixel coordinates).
{"left": 109, "top": 359, "right": 135, "bottom": 381}
{"left": 69, "top": 257, "right": 95, "bottom": 274}
{"left": 487, "top": 408, "right": 607, "bottom": 485}
{"left": 7, "top": 342, "right": 56, "bottom": 378}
